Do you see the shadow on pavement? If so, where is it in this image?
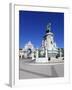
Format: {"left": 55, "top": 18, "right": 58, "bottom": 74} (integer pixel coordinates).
{"left": 20, "top": 68, "right": 51, "bottom": 77}
{"left": 20, "top": 67, "right": 58, "bottom": 78}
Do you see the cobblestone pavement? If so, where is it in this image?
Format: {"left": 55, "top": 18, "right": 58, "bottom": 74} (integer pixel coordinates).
{"left": 19, "top": 59, "right": 64, "bottom": 79}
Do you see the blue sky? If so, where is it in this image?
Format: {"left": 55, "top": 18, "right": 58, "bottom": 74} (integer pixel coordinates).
{"left": 19, "top": 10, "right": 64, "bottom": 48}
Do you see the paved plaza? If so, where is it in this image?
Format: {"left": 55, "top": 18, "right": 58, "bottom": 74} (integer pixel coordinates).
{"left": 19, "top": 59, "right": 64, "bottom": 79}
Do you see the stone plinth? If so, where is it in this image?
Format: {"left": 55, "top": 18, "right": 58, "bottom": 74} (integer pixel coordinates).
{"left": 36, "top": 58, "right": 48, "bottom": 63}
{"left": 36, "top": 48, "right": 48, "bottom": 63}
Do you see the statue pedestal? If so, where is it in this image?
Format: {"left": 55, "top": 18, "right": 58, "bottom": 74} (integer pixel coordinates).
{"left": 36, "top": 48, "right": 48, "bottom": 63}
{"left": 36, "top": 58, "right": 48, "bottom": 63}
